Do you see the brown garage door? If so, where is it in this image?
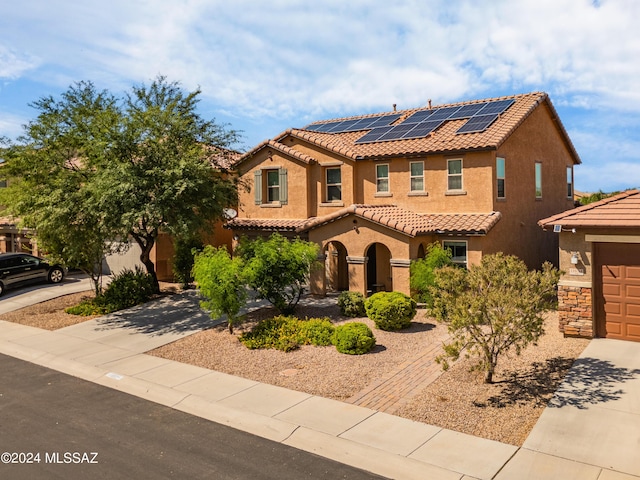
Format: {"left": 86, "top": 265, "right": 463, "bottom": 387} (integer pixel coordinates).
{"left": 595, "top": 243, "right": 640, "bottom": 341}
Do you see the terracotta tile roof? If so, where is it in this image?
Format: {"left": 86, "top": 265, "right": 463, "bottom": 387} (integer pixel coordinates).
{"left": 228, "top": 205, "right": 501, "bottom": 237}
{"left": 225, "top": 217, "right": 308, "bottom": 232}
{"left": 237, "top": 92, "right": 581, "bottom": 165}
{"left": 539, "top": 189, "right": 640, "bottom": 228}
{"left": 299, "top": 205, "right": 501, "bottom": 236}
{"left": 205, "top": 146, "right": 242, "bottom": 170}
{"left": 239, "top": 139, "right": 316, "bottom": 166}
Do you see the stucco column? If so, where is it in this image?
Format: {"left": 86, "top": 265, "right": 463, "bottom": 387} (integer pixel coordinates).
{"left": 346, "top": 256, "right": 367, "bottom": 296}
{"left": 309, "top": 253, "right": 327, "bottom": 296}
{"left": 390, "top": 258, "right": 411, "bottom": 296}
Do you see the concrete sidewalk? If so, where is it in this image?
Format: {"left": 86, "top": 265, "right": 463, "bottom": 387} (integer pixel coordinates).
{"left": 1, "top": 288, "right": 639, "bottom": 479}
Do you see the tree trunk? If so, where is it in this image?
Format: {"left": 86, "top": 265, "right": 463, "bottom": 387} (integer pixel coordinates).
{"left": 484, "top": 365, "right": 495, "bottom": 384}
{"left": 131, "top": 233, "right": 160, "bottom": 294}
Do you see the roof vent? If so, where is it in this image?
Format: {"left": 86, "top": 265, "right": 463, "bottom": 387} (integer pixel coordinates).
{"left": 428, "top": 99, "right": 432, "bottom": 110}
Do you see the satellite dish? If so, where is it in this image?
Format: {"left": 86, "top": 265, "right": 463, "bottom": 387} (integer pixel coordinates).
{"left": 223, "top": 208, "right": 238, "bottom": 219}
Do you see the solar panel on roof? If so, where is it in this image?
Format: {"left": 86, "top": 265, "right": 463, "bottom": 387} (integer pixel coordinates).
{"left": 354, "top": 125, "right": 396, "bottom": 144}
{"left": 377, "top": 123, "right": 420, "bottom": 141}
{"left": 476, "top": 99, "right": 515, "bottom": 116}
{"left": 402, "top": 110, "right": 434, "bottom": 124}
{"left": 425, "top": 106, "right": 463, "bottom": 121}
{"left": 325, "top": 119, "right": 361, "bottom": 133}
{"left": 305, "top": 113, "right": 401, "bottom": 134}
{"left": 447, "top": 102, "right": 488, "bottom": 120}
{"left": 400, "top": 119, "right": 445, "bottom": 139}
{"left": 455, "top": 114, "right": 499, "bottom": 134}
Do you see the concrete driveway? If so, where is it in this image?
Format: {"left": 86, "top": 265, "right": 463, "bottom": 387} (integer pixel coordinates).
{"left": 0, "top": 272, "right": 94, "bottom": 315}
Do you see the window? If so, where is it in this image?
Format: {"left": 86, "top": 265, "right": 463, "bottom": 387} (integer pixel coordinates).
{"left": 444, "top": 241, "right": 467, "bottom": 268}
{"left": 447, "top": 159, "right": 463, "bottom": 191}
{"left": 326, "top": 167, "right": 342, "bottom": 202}
{"left": 566, "top": 166, "right": 573, "bottom": 198}
{"left": 267, "top": 170, "right": 280, "bottom": 203}
{"left": 410, "top": 161, "right": 424, "bottom": 192}
{"left": 496, "top": 157, "right": 505, "bottom": 199}
{"left": 254, "top": 168, "right": 288, "bottom": 205}
{"left": 535, "top": 162, "right": 542, "bottom": 198}
{"left": 376, "top": 164, "right": 389, "bottom": 193}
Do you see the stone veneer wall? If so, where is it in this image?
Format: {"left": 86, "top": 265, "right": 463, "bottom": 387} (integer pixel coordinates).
{"left": 557, "top": 284, "right": 593, "bottom": 338}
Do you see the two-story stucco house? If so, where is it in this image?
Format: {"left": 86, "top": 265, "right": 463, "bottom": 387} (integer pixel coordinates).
{"left": 227, "top": 92, "right": 580, "bottom": 296}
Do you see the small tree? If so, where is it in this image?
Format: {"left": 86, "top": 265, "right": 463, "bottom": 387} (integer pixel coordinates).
{"left": 431, "top": 253, "right": 560, "bottom": 384}
{"left": 410, "top": 242, "right": 453, "bottom": 305}
{"left": 238, "top": 233, "right": 320, "bottom": 315}
{"left": 192, "top": 245, "right": 246, "bottom": 333}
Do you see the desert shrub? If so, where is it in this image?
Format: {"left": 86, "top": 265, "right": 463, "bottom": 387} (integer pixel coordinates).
{"left": 193, "top": 245, "right": 246, "bottom": 333}
{"left": 331, "top": 322, "right": 376, "bottom": 355}
{"left": 240, "top": 316, "right": 334, "bottom": 352}
{"left": 238, "top": 233, "right": 320, "bottom": 315}
{"left": 410, "top": 242, "right": 453, "bottom": 305}
{"left": 432, "top": 253, "right": 561, "bottom": 383}
{"left": 365, "top": 291, "right": 417, "bottom": 331}
{"left": 337, "top": 291, "right": 366, "bottom": 317}
{"left": 100, "top": 266, "right": 156, "bottom": 312}
{"left": 298, "top": 318, "right": 335, "bottom": 346}
{"left": 65, "top": 299, "right": 107, "bottom": 316}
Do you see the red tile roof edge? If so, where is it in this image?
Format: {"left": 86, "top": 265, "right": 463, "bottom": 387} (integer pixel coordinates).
{"left": 538, "top": 189, "right": 640, "bottom": 227}
{"left": 236, "top": 136, "right": 317, "bottom": 167}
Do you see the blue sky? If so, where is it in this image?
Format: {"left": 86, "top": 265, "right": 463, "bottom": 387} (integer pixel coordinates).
{"left": 1, "top": 0, "right": 639, "bottom": 192}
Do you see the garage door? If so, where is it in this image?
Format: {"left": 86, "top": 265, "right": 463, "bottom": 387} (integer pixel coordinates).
{"left": 595, "top": 243, "right": 640, "bottom": 341}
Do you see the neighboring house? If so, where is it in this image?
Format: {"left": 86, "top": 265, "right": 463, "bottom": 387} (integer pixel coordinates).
{"left": 227, "top": 92, "right": 580, "bottom": 296}
{"left": 0, "top": 216, "right": 37, "bottom": 254}
{"left": 539, "top": 189, "right": 640, "bottom": 342}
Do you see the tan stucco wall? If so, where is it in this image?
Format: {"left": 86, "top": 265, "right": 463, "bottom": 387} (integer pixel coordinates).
{"left": 237, "top": 148, "right": 311, "bottom": 219}
{"left": 483, "top": 102, "right": 577, "bottom": 269}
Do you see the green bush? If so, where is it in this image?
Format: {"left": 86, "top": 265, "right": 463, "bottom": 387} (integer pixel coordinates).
{"left": 410, "top": 243, "right": 453, "bottom": 305}
{"left": 298, "top": 318, "right": 335, "bottom": 346}
{"left": 240, "top": 316, "right": 335, "bottom": 352}
{"left": 172, "top": 235, "right": 203, "bottom": 288}
{"left": 365, "top": 291, "right": 417, "bottom": 331}
{"left": 100, "top": 267, "right": 156, "bottom": 312}
{"left": 331, "top": 322, "right": 376, "bottom": 355}
{"left": 65, "top": 299, "right": 107, "bottom": 316}
{"left": 337, "top": 291, "right": 366, "bottom": 317}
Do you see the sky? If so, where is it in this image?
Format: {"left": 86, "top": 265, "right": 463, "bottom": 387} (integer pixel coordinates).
{"left": 1, "top": 0, "right": 639, "bottom": 193}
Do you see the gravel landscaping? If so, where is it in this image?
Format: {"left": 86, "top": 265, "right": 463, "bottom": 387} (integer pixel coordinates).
{"left": 0, "top": 290, "right": 590, "bottom": 446}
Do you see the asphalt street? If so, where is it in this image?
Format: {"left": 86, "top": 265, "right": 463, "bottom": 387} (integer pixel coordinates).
{"left": 0, "top": 354, "right": 386, "bottom": 480}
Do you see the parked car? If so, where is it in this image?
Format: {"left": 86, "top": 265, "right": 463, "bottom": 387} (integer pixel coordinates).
{"left": 0, "top": 253, "right": 66, "bottom": 296}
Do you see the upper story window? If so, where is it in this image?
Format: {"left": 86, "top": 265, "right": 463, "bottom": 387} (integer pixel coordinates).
{"left": 267, "top": 170, "right": 280, "bottom": 203}
{"left": 566, "top": 166, "right": 573, "bottom": 199}
{"left": 496, "top": 157, "right": 505, "bottom": 199}
{"left": 254, "top": 168, "right": 288, "bottom": 206}
{"left": 410, "top": 161, "right": 424, "bottom": 192}
{"left": 326, "top": 167, "right": 342, "bottom": 202}
{"left": 447, "top": 159, "right": 463, "bottom": 191}
{"left": 376, "top": 164, "right": 389, "bottom": 193}
{"left": 535, "top": 162, "right": 542, "bottom": 198}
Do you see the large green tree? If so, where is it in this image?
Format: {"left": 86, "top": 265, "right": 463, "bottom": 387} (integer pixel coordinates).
{"left": 430, "top": 253, "right": 560, "bottom": 384}
{"left": 1, "top": 77, "right": 239, "bottom": 293}
{"left": 0, "top": 82, "right": 120, "bottom": 295}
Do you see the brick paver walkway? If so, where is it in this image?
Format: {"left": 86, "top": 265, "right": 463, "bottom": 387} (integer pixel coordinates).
{"left": 346, "top": 333, "right": 450, "bottom": 414}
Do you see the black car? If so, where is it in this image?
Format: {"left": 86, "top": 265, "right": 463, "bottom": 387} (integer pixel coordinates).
{"left": 0, "top": 253, "right": 66, "bottom": 296}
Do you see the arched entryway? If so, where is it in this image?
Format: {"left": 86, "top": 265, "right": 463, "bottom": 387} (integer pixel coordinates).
{"left": 366, "top": 243, "right": 392, "bottom": 293}
{"left": 324, "top": 241, "right": 349, "bottom": 292}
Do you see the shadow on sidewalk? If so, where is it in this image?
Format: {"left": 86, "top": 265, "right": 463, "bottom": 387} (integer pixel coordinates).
{"left": 95, "top": 290, "right": 216, "bottom": 336}
{"left": 548, "top": 357, "right": 640, "bottom": 409}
